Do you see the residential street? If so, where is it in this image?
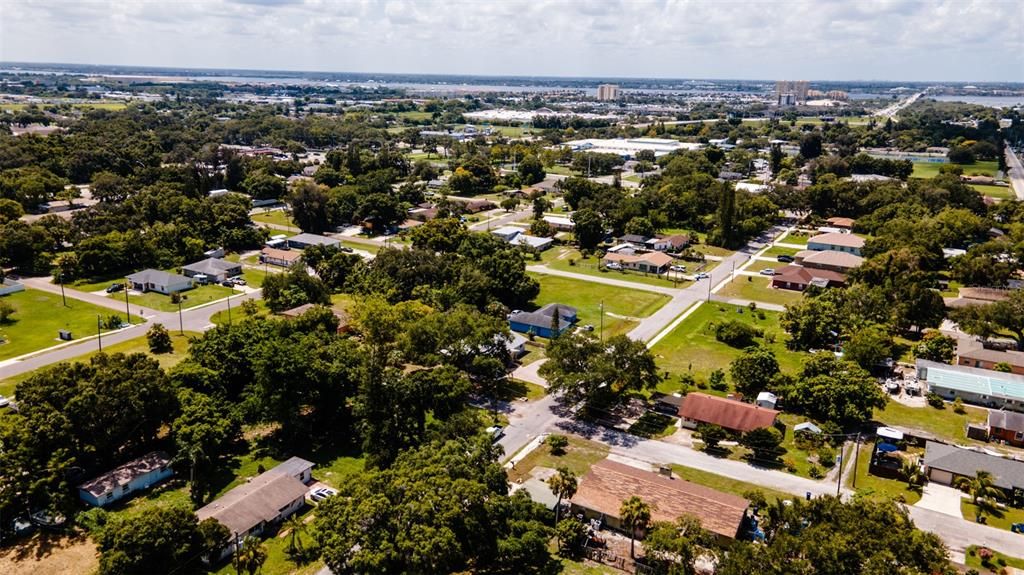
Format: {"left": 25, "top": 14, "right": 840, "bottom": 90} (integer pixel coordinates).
{"left": 1004, "top": 141, "right": 1024, "bottom": 200}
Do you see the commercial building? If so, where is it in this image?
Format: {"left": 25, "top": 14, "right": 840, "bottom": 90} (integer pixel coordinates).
{"left": 77, "top": 451, "right": 173, "bottom": 508}
{"left": 775, "top": 81, "right": 810, "bottom": 104}
{"left": 570, "top": 459, "right": 749, "bottom": 541}
{"left": 560, "top": 138, "right": 703, "bottom": 160}
{"left": 916, "top": 359, "right": 1024, "bottom": 412}
{"left": 596, "top": 84, "right": 620, "bottom": 101}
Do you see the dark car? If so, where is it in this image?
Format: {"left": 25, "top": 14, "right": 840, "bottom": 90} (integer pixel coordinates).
{"left": 105, "top": 283, "right": 124, "bottom": 293}
{"left": 221, "top": 280, "right": 235, "bottom": 288}
{"left": 777, "top": 255, "right": 795, "bottom": 263}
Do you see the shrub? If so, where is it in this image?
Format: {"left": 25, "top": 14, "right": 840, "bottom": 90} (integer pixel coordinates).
{"left": 926, "top": 392, "right": 946, "bottom": 409}
{"left": 709, "top": 369, "right": 728, "bottom": 391}
{"left": 953, "top": 397, "right": 966, "bottom": 414}
{"left": 783, "top": 457, "right": 798, "bottom": 473}
{"left": 808, "top": 464, "right": 824, "bottom": 479}
{"left": 568, "top": 258, "right": 576, "bottom": 267}
{"left": 103, "top": 314, "right": 122, "bottom": 330}
{"left": 714, "top": 319, "right": 762, "bottom": 348}
{"left": 546, "top": 434, "right": 569, "bottom": 455}
{"left": 0, "top": 299, "right": 14, "bottom": 324}
{"left": 146, "top": 323, "right": 173, "bottom": 354}
{"left": 818, "top": 445, "right": 836, "bottom": 468}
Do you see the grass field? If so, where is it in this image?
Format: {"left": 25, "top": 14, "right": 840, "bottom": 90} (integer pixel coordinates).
{"left": 0, "top": 101, "right": 128, "bottom": 111}
{"left": 965, "top": 545, "right": 1024, "bottom": 572}
{"left": 760, "top": 245, "right": 802, "bottom": 258}
{"left": 530, "top": 273, "right": 670, "bottom": 338}
{"left": 670, "top": 464, "right": 793, "bottom": 502}
{"left": 778, "top": 231, "right": 815, "bottom": 246}
{"left": 689, "top": 243, "right": 735, "bottom": 258}
{"left": 875, "top": 399, "right": 988, "bottom": 445}
{"left": 0, "top": 289, "right": 141, "bottom": 362}
{"left": 961, "top": 500, "right": 1024, "bottom": 531}
{"left": 911, "top": 160, "right": 1000, "bottom": 180}
{"left": 847, "top": 444, "right": 922, "bottom": 504}
{"left": 122, "top": 284, "right": 235, "bottom": 312}
{"left": 0, "top": 331, "right": 197, "bottom": 398}
{"left": 717, "top": 277, "right": 803, "bottom": 306}
{"left": 251, "top": 209, "right": 299, "bottom": 230}
{"left": 971, "top": 183, "right": 1015, "bottom": 199}
{"left": 68, "top": 275, "right": 127, "bottom": 293}
{"left": 507, "top": 436, "right": 609, "bottom": 483}
{"left": 540, "top": 247, "right": 690, "bottom": 289}
{"left": 650, "top": 303, "right": 806, "bottom": 390}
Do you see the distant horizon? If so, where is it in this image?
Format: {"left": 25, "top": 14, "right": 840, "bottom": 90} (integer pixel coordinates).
{"left": 3, "top": 60, "right": 1022, "bottom": 88}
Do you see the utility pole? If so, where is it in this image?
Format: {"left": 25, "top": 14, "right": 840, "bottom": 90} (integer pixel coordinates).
{"left": 177, "top": 297, "right": 184, "bottom": 335}
{"left": 599, "top": 300, "right": 604, "bottom": 342}
{"left": 706, "top": 276, "right": 711, "bottom": 302}
{"left": 58, "top": 272, "right": 67, "bottom": 307}
{"left": 226, "top": 293, "right": 232, "bottom": 326}
{"left": 851, "top": 433, "right": 861, "bottom": 489}
{"left": 96, "top": 316, "right": 102, "bottom": 351}
{"left": 123, "top": 283, "right": 131, "bottom": 324}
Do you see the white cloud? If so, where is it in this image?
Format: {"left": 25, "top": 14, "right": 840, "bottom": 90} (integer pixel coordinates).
{"left": 0, "top": 0, "right": 1020, "bottom": 81}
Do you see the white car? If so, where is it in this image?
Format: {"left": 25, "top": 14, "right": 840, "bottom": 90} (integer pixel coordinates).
{"left": 0, "top": 395, "right": 9, "bottom": 409}
{"left": 309, "top": 487, "right": 338, "bottom": 503}
{"left": 486, "top": 426, "right": 505, "bottom": 442}
{"left": 759, "top": 268, "right": 777, "bottom": 276}
{"left": 695, "top": 272, "right": 710, "bottom": 280}
{"left": 669, "top": 265, "right": 686, "bottom": 272}
{"left": 606, "top": 262, "right": 623, "bottom": 271}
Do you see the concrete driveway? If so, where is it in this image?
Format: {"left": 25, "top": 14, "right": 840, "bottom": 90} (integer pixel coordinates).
{"left": 915, "top": 483, "right": 966, "bottom": 517}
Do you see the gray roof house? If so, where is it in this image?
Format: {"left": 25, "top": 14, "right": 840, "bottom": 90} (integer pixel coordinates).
{"left": 126, "top": 269, "right": 193, "bottom": 295}
{"left": 181, "top": 258, "right": 242, "bottom": 282}
{"left": 923, "top": 440, "right": 1024, "bottom": 494}
{"left": 287, "top": 233, "right": 341, "bottom": 250}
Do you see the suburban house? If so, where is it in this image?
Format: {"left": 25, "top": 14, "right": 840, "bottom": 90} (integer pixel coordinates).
{"left": 770, "top": 265, "right": 848, "bottom": 291}
{"left": 916, "top": 359, "right": 1024, "bottom": 412}
{"left": 77, "top": 451, "right": 173, "bottom": 508}
{"left": 490, "top": 226, "right": 554, "bottom": 251}
{"left": 507, "top": 332, "right": 529, "bottom": 358}
{"left": 825, "top": 216, "right": 856, "bottom": 230}
{"left": 260, "top": 247, "right": 303, "bottom": 268}
{"left": 677, "top": 393, "right": 780, "bottom": 434}
{"left": 956, "top": 341, "right": 1024, "bottom": 376}
{"left": 196, "top": 457, "right": 313, "bottom": 560}
{"left": 945, "top": 287, "right": 1015, "bottom": 309}
{"left": 806, "top": 232, "right": 865, "bottom": 256}
{"left": 616, "top": 234, "right": 651, "bottom": 248}
{"left": 508, "top": 303, "right": 577, "bottom": 339}
{"left": 794, "top": 250, "right": 864, "bottom": 273}
{"left": 542, "top": 215, "right": 575, "bottom": 232}
{"left": 280, "top": 303, "right": 352, "bottom": 333}
{"left": 987, "top": 411, "right": 1024, "bottom": 447}
{"left": 647, "top": 234, "right": 690, "bottom": 252}
{"left": 923, "top": 441, "right": 1024, "bottom": 499}
{"left": 602, "top": 251, "right": 674, "bottom": 275}
{"left": 447, "top": 196, "right": 496, "bottom": 213}
{"left": 126, "top": 269, "right": 193, "bottom": 295}
{"left": 181, "top": 257, "right": 242, "bottom": 283}
{"left": 570, "top": 459, "right": 749, "bottom": 541}
{"left": 408, "top": 202, "right": 439, "bottom": 222}
{"left": 287, "top": 233, "right": 341, "bottom": 250}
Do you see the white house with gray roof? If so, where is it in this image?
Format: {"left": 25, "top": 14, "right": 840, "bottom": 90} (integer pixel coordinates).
{"left": 126, "top": 269, "right": 193, "bottom": 295}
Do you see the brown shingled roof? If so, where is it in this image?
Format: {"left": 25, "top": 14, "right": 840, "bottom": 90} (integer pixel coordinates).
{"left": 678, "top": 393, "right": 779, "bottom": 433}
{"left": 571, "top": 459, "right": 748, "bottom": 538}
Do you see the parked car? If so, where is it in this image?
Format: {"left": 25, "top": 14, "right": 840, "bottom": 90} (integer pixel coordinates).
{"left": 606, "top": 262, "right": 623, "bottom": 271}
{"left": 776, "top": 255, "right": 794, "bottom": 263}
{"left": 105, "top": 283, "right": 124, "bottom": 293}
{"left": 485, "top": 426, "right": 504, "bottom": 442}
{"left": 221, "top": 280, "right": 235, "bottom": 288}
{"left": 582, "top": 324, "right": 595, "bottom": 332}
{"left": 669, "top": 265, "right": 687, "bottom": 272}
{"left": 339, "top": 246, "right": 354, "bottom": 253}
{"left": 759, "top": 268, "right": 777, "bottom": 276}
{"left": 695, "top": 272, "right": 710, "bottom": 280}
{"left": 0, "top": 395, "right": 10, "bottom": 409}
{"left": 309, "top": 487, "right": 338, "bottom": 503}
{"left": 231, "top": 278, "right": 247, "bottom": 286}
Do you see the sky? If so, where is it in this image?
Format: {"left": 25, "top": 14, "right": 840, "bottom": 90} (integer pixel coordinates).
{"left": 1, "top": 0, "right": 1023, "bottom": 82}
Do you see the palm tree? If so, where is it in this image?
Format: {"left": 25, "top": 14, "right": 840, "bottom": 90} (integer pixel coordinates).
{"left": 900, "top": 457, "right": 924, "bottom": 491}
{"left": 954, "top": 470, "right": 1004, "bottom": 523}
{"left": 619, "top": 496, "right": 652, "bottom": 559}
{"left": 283, "top": 514, "right": 305, "bottom": 554}
{"left": 547, "top": 467, "right": 578, "bottom": 526}
{"left": 233, "top": 536, "right": 268, "bottom": 575}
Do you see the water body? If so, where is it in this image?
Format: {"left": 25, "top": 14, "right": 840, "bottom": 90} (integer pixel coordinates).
{"left": 930, "top": 95, "right": 1024, "bottom": 108}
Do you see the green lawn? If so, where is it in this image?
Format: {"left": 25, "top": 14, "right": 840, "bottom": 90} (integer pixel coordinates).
{"left": 530, "top": 273, "right": 670, "bottom": 338}
{"left": 545, "top": 164, "right": 577, "bottom": 176}
{"left": 717, "top": 277, "right": 804, "bottom": 307}
{"left": 340, "top": 239, "right": 382, "bottom": 255}
{"left": 690, "top": 243, "right": 735, "bottom": 258}
{"left": 670, "top": 464, "right": 793, "bottom": 503}
{"left": 912, "top": 160, "right": 1000, "bottom": 180}
{"left": 499, "top": 379, "right": 547, "bottom": 402}
{"left": 122, "top": 284, "right": 235, "bottom": 312}
{"left": 779, "top": 231, "right": 815, "bottom": 246}
{"left": 210, "top": 298, "right": 268, "bottom": 325}
{"left": 240, "top": 266, "right": 268, "bottom": 287}
{"left": 961, "top": 499, "right": 1024, "bottom": 531}
{"left": 0, "top": 289, "right": 142, "bottom": 362}
{"left": 559, "top": 559, "right": 622, "bottom": 575}
{"left": 507, "top": 436, "right": 609, "bottom": 483}
{"left": 251, "top": 209, "right": 299, "bottom": 230}
{"left": 965, "top": 545, "right": 1024, "bottom": 573}
{"left": 846, "top": 444, "right": 922, "bottom": 504}
{"left": 540, "top": 247, "right": 690, "bottom": 289}
{"left": 68, "top": 275, "right": 127, "bottom": 293}
{"left": 971, "top": 183, "right": 1015, "bottom": 199}
{"left": 761, "top": 245, "right": 802, "bottom": 258}
{"left": 650, "top": 304, "right": 807, "bottom": 390}
{"left": 875, "top": 399, "right": 988, "bottom": 445}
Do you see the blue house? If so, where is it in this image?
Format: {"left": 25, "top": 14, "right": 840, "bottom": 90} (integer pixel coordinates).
{"left": 77, "top": 451, "right": 174, "bottom": 508}
{"left": 509, "top": 303, "right": 577, "bottom": 339}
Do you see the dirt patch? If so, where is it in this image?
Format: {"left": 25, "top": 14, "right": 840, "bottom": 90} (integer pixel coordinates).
{"left": 0, "top": 532, "right": 98, "bottom": 575}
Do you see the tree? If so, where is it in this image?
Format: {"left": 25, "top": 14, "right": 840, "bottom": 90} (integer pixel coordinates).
{"left": 729, "top": 346, "right": 779, "bottom": 397}
{"left": 555, "top": 518, "right": 588, "bottom": 558}
{"left": 0, "top": 198, "right": 24, "bottom": 223}
{"left": 548, "top": 467, "right": 578, "bottom": 526}
{"left": 517, "top": 154, "right": 546, "bottom": 185}
{"left": 95, "top": 506, "right": 202, "bottom": 575}
{"left": 781, "top": 355, "right": 887, "bottom": 427}
{"left": 197, "top": 518, "right": 231, "bottom": 562}
{"left": 644, "top": 515, "right": 714, "bottom": 574}
{"left": 800, "top": 132, "right": 823, "bottom": 159}
{"left": 233, "top": 536, "right": 268, "bottom": 575}
{"left": 769, "top": 144, "right": 784, "bottom": 176}
{"left": 287, "top": 180, "right": 332, "bottom": 233}
{"left": 546, "top": 434, "right": 569, "bottom": 455}
{"left": 953, "top": 291, "right": 1024, "bottom": 351}
{"left": 843, "top": 324, "right": 894, "bottom": 371}
{"left": 620, "top": 496, "right": 652, "bottom": 559}
{"left": 624, "top": 216, "right": 655, "bottom": 238}
{"left": 955, "top": 470, "right": 1004, "bottom": 523}
{"left": 0, "top": 300, "right": 14, "bottom": 324}
{"left": 283, "top": 513, "right": 306, "bottom": 555}
{"left": 901, "top": 457, "right": 923, "bottom": 490}
{"left": 696, "top": 423, "right": 728, "bottom": 450}
{"left": 914, "top": 332, "right": 956, "bottom": 363}
{"left": 540, "top": 333, "right": 659, "bottom": 406}
{"left": 500, "top": 197, "right": 519, "bottom": 212}
{"left": 146, "top": 323, "right": 173, "bottom": 354}
{"left": 571, "top": 207, "right": 604, "bottom": 251}
{"left": 172, "top": 389, "right": 241, "bottom": 504}
{"left": 740, "top": 427, "right": 784, "bottom": 463}
{"left": 408, "top": 217, "right": 468, "bottom": 253}
{"left": 715, "top": 319, "right": 761, "bottom": 348}
{"left": 261, "top": 267, "right": 331, "bottom": 313}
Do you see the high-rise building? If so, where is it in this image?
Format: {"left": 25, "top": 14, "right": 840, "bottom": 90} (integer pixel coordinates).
{"left": 596, "top": 84, "right": 620, "bottom": 101}
{"left": 775, "top": 81, "right": 809, "bottom": 104}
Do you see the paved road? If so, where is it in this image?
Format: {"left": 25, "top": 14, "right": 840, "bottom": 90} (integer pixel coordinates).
{"left": 1004, "top": 141, "right": 1024, "bottom": 200}
{"left": 525, "top": 266, "right": 680, "bottom": 295}
{"left": 908, "top": 506, "right": 1024, "bottom": 555}
{"left": 20, "top": 276, "right": 162, "bottom": 317}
